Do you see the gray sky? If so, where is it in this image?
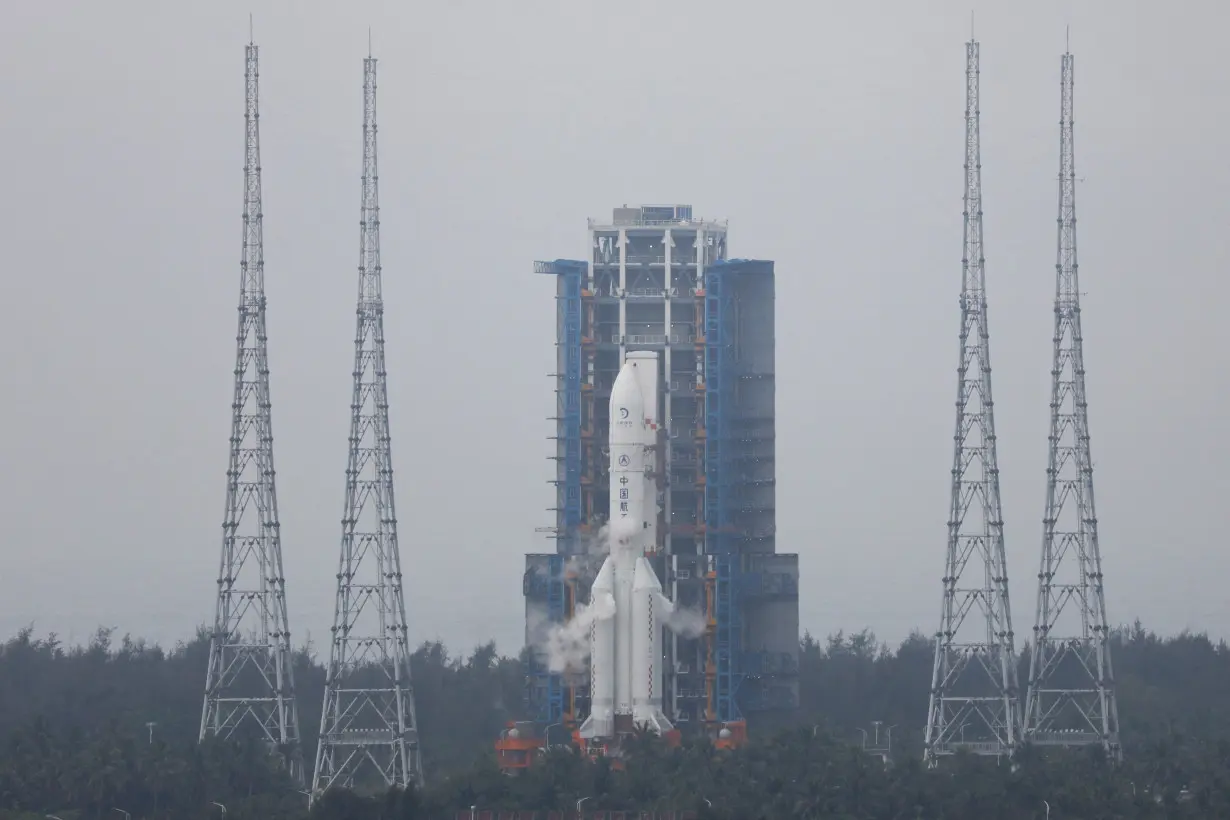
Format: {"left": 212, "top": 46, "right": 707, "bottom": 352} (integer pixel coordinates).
{"left": 1, "top": 0, "right": 1227, "bottom": 659}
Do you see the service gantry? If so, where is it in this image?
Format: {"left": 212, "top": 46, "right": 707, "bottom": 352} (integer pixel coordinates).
{"left": 312, "top": 54, "right": 424, "bottom": 799}
{"left": 200, "top": 39, "right": 305, "bottom": 785}
{"left": 1023, "top": 45, "right": 1122, "bottom": 762}
{"left": 508, "top": 206, "right": 798, "bottom": 770}
{"left": 923, "top": 38, "right": 1021, "bottom": 766}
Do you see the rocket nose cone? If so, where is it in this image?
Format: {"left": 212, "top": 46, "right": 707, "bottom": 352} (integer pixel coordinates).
{"left": 610, "top": 363, "right": 645, "bottom": 423}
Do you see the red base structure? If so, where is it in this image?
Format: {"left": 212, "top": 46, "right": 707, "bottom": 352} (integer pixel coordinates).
{"left": 495, "top": 718, "right": 743, "bottom": 773}
{"left": 455, "top": 812, "right": 699, "bottom": 820}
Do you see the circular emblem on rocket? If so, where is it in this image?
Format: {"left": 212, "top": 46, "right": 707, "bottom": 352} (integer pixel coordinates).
{"left": 618, "top": 407, "right": 630, "bottom": 420}
{"left": 618, "top": 454, "right": 630, "bottom": 466}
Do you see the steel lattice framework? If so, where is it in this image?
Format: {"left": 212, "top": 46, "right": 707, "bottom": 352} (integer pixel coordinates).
{"left": 312, "top": 56, "right": 423, "bottom": 799}
{"left": 200, "top": 41, "right": 305, "bottom": 785}
{"left": 924, "top": 39, "right": 1021, "bottom": 765}
{"left": 1023, "top": 51, "right": 1122, "bottom": 762}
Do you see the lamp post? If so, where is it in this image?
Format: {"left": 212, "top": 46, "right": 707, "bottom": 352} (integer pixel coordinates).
{"left": 577, "top": 795, "right": 592, "bottom": 814}
{"left": 112, "top": 810, "right": 131, "bottom": 820}
{"left": 1043, "top": 799, "right": 1051, "bottom": 819}
{"left": 212, "top": 801, "right": 227, "bottom": 817}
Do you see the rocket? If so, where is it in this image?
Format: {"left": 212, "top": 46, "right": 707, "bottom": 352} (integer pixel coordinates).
{"left": 579, "top": 352, "right": 674, "bottom": 739}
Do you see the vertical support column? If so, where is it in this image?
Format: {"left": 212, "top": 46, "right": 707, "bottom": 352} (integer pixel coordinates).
{"left": 694, "top": 230, "right": 707, "bottom": 390}
{"left": 546, "top": 553, "right": 566, "bottom": 722}
{"left": 663, "top": 228, "right": 674, "bottom": 556}
{"left": 694, "top": 229, "right": 709, "bottom": 725}
{"left": 670, "top": 553, "right": 680, "bottom": 720}
{"left": 662, "top": 229, "right": 675, "bottom": 724}
{"left": 618, "top": 228, "right": 628, "bottom": 364}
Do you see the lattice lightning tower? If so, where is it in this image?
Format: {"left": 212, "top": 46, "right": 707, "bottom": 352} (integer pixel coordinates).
{"left": 1023, "top": 49, "right": 1122, "bottom": 761}
{"left": 312, "top": 55, "right": 423, "bottom": 799}
{"left": 201, "top": 41, "right": 305, "bottom": 785}
{"left": 924, "top": 38, "right": 1021, "bottom": 765}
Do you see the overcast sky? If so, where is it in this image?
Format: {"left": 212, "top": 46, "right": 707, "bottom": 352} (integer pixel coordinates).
{"left": 1, "top": 0, "right": 1227, "bottom": 660}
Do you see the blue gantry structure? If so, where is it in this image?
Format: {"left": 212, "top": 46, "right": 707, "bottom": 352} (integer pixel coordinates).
{"left": 517, "top": 207, "right": 798, "bottom": 756}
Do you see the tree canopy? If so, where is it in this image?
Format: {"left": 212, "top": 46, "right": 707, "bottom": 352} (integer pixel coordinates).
{"left": 0, "top": 621, "right": 1226, "bottom": 818}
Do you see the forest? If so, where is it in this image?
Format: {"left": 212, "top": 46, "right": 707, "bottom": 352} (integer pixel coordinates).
{"left": 0, "top": 621, "right": 1228, "bottom": 818}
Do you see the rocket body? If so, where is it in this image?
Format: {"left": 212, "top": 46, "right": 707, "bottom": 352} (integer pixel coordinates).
{"left": 579, "top": 354, "right": 674, "bottom": 739}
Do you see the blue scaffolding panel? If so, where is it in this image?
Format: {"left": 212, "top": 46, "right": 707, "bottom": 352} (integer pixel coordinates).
{"left": 704, "top": 261, "right": 742, "bottom": 723}
{"left": 537, "top": 259, "right": 588, "bottom": 554}
{"left": 543, "top": 553, "right": 566, "bottom": 722}
{"left": 532, "top": 260, "right": 587, "bottom": 723}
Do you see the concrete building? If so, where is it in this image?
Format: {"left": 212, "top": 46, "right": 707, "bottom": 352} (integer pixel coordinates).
{"left": 521, "top": 204, "right": 798, "bottom": 750}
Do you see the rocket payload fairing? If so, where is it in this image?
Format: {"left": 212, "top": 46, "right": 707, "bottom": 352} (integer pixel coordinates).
{"left": 579, "top": 353, "right": 674, "bottom": 739}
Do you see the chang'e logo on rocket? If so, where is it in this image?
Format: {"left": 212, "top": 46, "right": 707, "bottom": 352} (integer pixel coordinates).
{"left": 618, "top": 455, "right": 630, "bottom": 467}
{"left": 618, "top": 406, "right": 630, "bottom": 421}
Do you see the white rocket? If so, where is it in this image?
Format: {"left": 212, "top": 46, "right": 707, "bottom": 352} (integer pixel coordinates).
{"left": 579, "top": 352, "right": 674, "bottom": 739}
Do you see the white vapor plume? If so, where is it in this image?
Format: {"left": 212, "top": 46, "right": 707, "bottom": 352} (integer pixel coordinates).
{"left": 653, "top": 591, "right": 707, "bottom": 639}
{"left": 583, "top": 522, "right": 611, "bottom": 555}
{"left": 543, "top": 590, "right": 615, "bottom": 674}
{"left": 663, "top": 600, "right": 708, "bottom": 639}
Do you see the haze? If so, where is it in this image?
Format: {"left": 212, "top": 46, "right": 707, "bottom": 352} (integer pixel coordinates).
{"left": 1, "top": 0, "right": 1226, "bottom": 659}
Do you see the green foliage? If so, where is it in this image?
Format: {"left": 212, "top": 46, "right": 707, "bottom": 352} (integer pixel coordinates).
{"left": 0, "top": 621, "right": 1227, "bottom": 818}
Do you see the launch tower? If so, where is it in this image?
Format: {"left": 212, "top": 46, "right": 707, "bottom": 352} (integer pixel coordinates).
{"left": 513, "top": 206, "right": 798, "bottom": 763}
{"left": 200, "top": 40, "right": 304, "bottom": 784}
{"left": 923, "top": 40, "right": 1021, "bottom": 765}
{"left": 312, "top": 55, "right": 423, "bottom": 796}
{"left": 1022, "top": 47, "right": 1122, "bottom": 761}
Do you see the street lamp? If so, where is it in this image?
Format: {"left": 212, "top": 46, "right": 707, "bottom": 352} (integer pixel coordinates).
{"left": 212, "top": 801, "right": 227, "bottom": 817}
{"left": 545, "top": 721, "right": 563, "bottom": 748}
{"left": 577, "top": 796, "right": 592, "bottom": 813}
{"left": 1043, "top": 799, "right": 1051, "bottom": 819}
{"left": 112, "top": 810, "right": 131, "bottom": 820}
{"left": 145, "top": 721, "right": 157, "bottom": 745}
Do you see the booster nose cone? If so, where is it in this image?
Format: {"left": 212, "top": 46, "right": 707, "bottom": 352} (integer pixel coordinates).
{"left": 632, "top": 556, "right": 664, "bottom": 593}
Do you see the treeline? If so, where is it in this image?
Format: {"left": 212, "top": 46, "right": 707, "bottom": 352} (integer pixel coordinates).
{"left": 799, "top": 621, "right": 1230, "bottom": 753}
{"left": 0, "top": 627, "right": 525, "bottom": 779}
{"left": 0, "top": 622, "right": 1227, "bottom": 818}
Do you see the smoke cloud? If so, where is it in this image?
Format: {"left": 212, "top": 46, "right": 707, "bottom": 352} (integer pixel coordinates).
{"left": 662, "top": 597, "right": 708, "bottom": 639}
{"left": 543, "top": 591, "right": 614, "bottom": 674}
